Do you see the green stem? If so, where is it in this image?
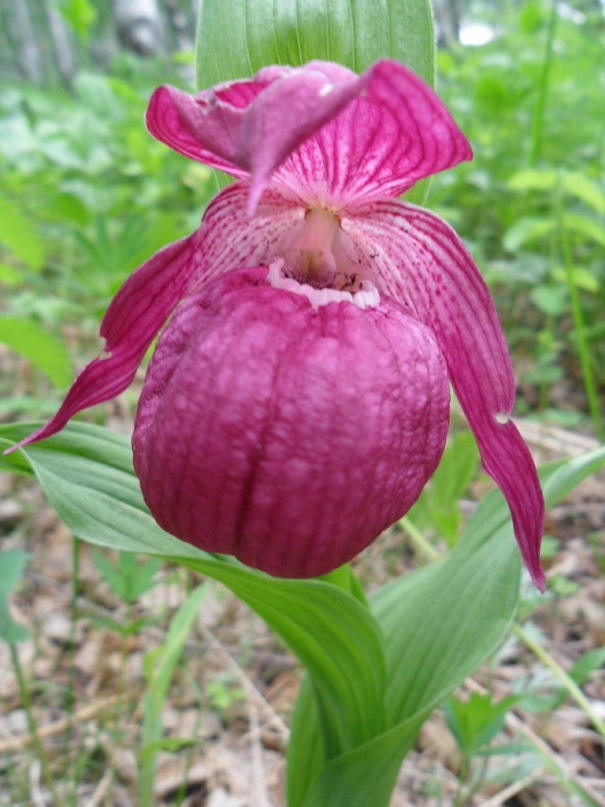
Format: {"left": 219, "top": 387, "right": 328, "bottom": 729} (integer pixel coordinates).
{"left": 10, "top": 643, "right": 61, "bottom": 804}
{"left": 555, "top": 192, "right": 603, "bottom": 440}
{"left": 67, "top": 536, "right": 81, "bottom": 807}
{"left": 399, "top": 517, "right": 440, "bottom": 562}
{"left": 529, "top": 0, "right": 558, "bottom": 167}
{"left": 464, "top": 754, "right": 490, "bottom": 807}
{"left": 452, "top": 754, "right": 471, "bottom": 807}
{"left": 318, "top": 563, "right": 368, "bottom": 606}
{"left": 513, "top": 623, "right": 605, "bottom": 737}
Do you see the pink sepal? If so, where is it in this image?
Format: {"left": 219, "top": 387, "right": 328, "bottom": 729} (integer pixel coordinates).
{"left": 146, "top": 60, "right": 472, "bottom": 213}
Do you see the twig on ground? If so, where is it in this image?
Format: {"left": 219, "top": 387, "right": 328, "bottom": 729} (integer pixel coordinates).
{"left": 28, "top": 759, "right": 46, "bottom": 807}
{"left": 199, "top": 624, "right": 290, "bottom": 742}
{"left": 480, "top": 773, "right": 542, "bottom": 807}
{"left": 466, "top": 678, "right": 605, "bottom": 805}
{"left": 84, "top": 766, "right": 114, "bottom": 807}
{"left": 248, "top": 703, "right": 272, "bottom": 807}
{"left": 0, "top": 694, "right": 134, "bottom": 755}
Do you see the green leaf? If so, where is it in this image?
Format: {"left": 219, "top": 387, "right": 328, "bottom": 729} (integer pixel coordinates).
{"left": 89, "top": 613, "right": 155, "bottom": 636}
{"left": 538, "top": 446, "right": 605, "bottom": 509}
{"left": 506, "top": 211, "right": 605, "bottom": 250}
{"left": 287, "top": 676, "right": 324, "bottom": 807}
{"left": 0, "top": 549, "right": 30, "bottom": 599}
{"left": 551, "top": 266, "right": 599, "bottom": 293}
{"left": 140, "top": 737, "right": 203, "bottom": 756}
{"left": 289, "top": 675, "right": 426, "bottom": 807}
{"left": 0, "top": 317, "right": 73, "bottom": 389}
{"left": 371, "top": 504, "right": 520, "bottom": 730}
{"left": 0, "top": 422, "right": 386, "bottom": 763}
{"left": 301, "top": 712, "right": 427, "bottom": 807}
{"left": 0, "top": 601, "right": 30, "bottom": 644}
{"left": 563, "top": 212, "right": 605, "bottom": 247}
{"left": 508, "top": 170, "right": 605, "bottom": 215}
{"left": 179, "top": 558, "right": 386, "bottom": 758}
{"left": 503, "top": 216, "right": 556, "bottom": 252}
{"left": 54, "top": 0, "right": 97, "bottom": 38}
{"left": 0, "top": 193, "right": 44, "bottom": 271}
{"left": 561, "top": 172, "right": 605, "bottom": 215}
{"left": 531, "top": 284, "right": 567, "bottom": 317}
{"left": 0, "top": 263, "right": 23, "bottom": 286}
{"left": 0, "top": 423, "right": 204, "bottom": 559}
{"left": 444, "top": 692, "right": 516, "bottom": 756}
{"left": 570, "top": 648, "right": 605, "bottom": 686}
{"left": 508, "top": 168, "right": 558, "bottom": 192}
{"left": 408, "top": 431, "right": 479, "bottom": 545}
{"left": 0, "top": 549, "right": 31, "bottom": 644}
{"left": 92, "top": 550, "right": 161, "bottom": 604}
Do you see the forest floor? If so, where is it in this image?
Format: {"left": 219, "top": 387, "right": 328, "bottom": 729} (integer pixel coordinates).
{"left": 1, "top": 407, "right": 604, "bottom": 806}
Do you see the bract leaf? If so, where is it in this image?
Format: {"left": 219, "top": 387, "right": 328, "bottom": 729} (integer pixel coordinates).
{"left": 196, "top": 0, "right": 435, "bottom": 204}
{"left": 197, "top": 0, "right": 434, "bottom": 86}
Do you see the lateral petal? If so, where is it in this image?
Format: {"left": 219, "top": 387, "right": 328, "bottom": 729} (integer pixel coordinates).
{"left": 342, "top": 200, "right": 545, "bottom": 590}
{"left": 6, "top": 234, "right": 204, "bottom": 452}
{"left": 7, "top": 183, "right": 304, "bottom": 452}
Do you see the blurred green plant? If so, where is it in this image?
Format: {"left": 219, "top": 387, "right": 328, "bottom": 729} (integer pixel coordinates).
{"left": 430, "top": 1, "right": 604, "bottom": 430}
{"left": 139, "top": 583, "right": 209, "bottom": 807}
{"left": 205, "top": 671, "right": 245, "bottom": 714}
{"left": 92, "top": 549, "right": 162, "bottom": 606}
{"left": 0, "top": 63, "right": 215, "bottom": 421}
{"left": 405, "top": 431, "right": 480, "bottom": 550}
{"left": 0, "top": 548, "right": 61, "bottom": 801}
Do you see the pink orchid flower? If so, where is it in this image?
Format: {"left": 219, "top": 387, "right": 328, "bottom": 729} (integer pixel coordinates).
{"left": 10, "top": 59, "right": 545, "bottom": 589}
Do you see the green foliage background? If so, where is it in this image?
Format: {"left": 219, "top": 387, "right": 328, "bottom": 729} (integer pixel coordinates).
{"left": 0, "top": 0, "right": 602, "bottom": 430}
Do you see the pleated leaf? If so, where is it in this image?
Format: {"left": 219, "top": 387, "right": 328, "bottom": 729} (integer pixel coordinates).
{"left": 286, "top": 444, "right": 605, "bottom": 806}
{"left": 0, "top": 422, "right": 386, "bottom": 760}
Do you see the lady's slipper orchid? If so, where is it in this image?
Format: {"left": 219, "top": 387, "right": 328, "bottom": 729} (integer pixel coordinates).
{"left": 10, "top": 59, "right": 545, "bottom": 589}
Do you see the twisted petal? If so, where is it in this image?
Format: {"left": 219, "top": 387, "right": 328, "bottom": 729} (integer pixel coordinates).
{"left": 7, "top": 183, "right": 303, "bottom": 453}
{"left": 147, "top": 60, "right": 472, "bottom": 213}
{"left": 342, "top": 200, "right": 545, "bottom": 590}
{"left": 147, "top": 63, "right": 367, "bottom": 213}
{"left": 6, "top": 235, "right": 204, "bottom": 452}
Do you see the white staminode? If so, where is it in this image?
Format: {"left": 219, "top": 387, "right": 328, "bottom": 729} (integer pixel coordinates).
{"left": 268, "top": 259, "right": 380, "bottom": 310}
